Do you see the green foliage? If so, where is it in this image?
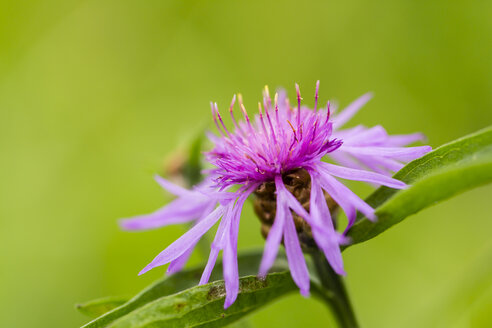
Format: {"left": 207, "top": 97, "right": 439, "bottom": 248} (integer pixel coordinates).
{"left": 107, "top": 272, "right": 296, "bottom": 328}
{"left": 347, "top": 126, "right": 492, "bottom": 245}
{"left": 81, "top": 251, "right": 288, "bottom": 328}
{"left": 76, "top": 297, "right": 129, "bottom": 318}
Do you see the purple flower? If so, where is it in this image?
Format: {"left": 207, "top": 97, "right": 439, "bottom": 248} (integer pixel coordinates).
{"left": 120, "top": 82, "right": 431, "bottom": 308}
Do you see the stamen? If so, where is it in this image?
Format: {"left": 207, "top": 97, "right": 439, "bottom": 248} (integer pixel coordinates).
{"left": 258, "top": 102, "right": 274, "bottom": 159}
{"left": 264, "top": 85, "right": 272, "bottom": 111}
{"left": 287, "top": 120, "right": 298, "bottom": 143}
{"left": 274, "top": 92, "right": 285, "bottom": 142}
{"left": 311, "top": 119, "right": 319, "bottom": 143}
{"left": 215, "top": 102, "right": 231, "bottom": 137}
{"left": 274, "top": 93, "right": 280, "bottom": 123}
{"left": 264, "top": 102, "right": 278, "bottom": 146}
{"left": 237, "top": 93, "right": 245, "bottom": 113}
{"left": 240, "top": 103, "right": 251, "bottom": 124}
{"left": 314, "top": 80, "right": 320, "bottom": 112}
{"left": 238, "top": 93, "right": 255, "bottom": 138}
{"left": 229, "top": 94, "right": 240, "bottom": 131}
{"left": 295, "top": 83, "right": 302, "bottom": 129}
{"left": 325, "top": 101, "right": 331, "bottom": 123}
{"left": 258, "top": 102, "right": 268, "bottom": 136}
{"left": 285, "top": 97, "right": 293, "bottom": 121}
{"left": 211, "top": 102, "right": 225, "bottom": 137}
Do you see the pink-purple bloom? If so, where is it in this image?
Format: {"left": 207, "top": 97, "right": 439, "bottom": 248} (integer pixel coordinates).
{"left": 120, "top": 82, "right": 431, "bottom": 308}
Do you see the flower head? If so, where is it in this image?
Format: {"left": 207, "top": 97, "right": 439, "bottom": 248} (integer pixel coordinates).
{"left": 120, "top": 82, "right": 431, "bottom": 308}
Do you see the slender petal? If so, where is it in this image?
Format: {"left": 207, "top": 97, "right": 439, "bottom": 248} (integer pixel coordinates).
{"left": 316, "top": 167, "right": 375, "bottom": 223}
{"left": 308, "top": 172, "right": 346, "bottom": 274}
{"left": 333, "top": 93, "right": 373, "bottom": 129}
{"left": 342, "top": 145, "right": 432, "bottom": 162}
{"left": 386, "top": 133, "right": 426, "bottom": 147}
{"left": 154, "top": 175, "right": 193, "bottom": 197}
{"left": 199, "top": 204, "right": 234, "bottom": 285}
{"left": 258, "top": 182, "right": 287, "bottom": 277}
{"left": 223, "top": 190, "right": 251, "bottom": 308}
{"left": 119, "top": 197, "right": 214, "bottom": 231}
{"left": 167, "top": 244, "right": 195, "bottom": 274}
{"left": 318, "top": 162, "right": 406, "bottom": 189}
{"left": 283, "top": 196, "right": 310, "bottom": 296}
{"left": 139, "top": 206, "right": 225, "bottom": 275}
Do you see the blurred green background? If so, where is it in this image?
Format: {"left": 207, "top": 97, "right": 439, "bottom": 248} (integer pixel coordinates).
{"left": 1, "top": 1, "right": 491, "bottom": 327}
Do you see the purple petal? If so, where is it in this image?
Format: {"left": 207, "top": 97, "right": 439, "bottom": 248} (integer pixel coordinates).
{"left": 167, "top": 244, "right": 195, "bottom": 274}
{"left": 342, "top": 145, "right": 432, "bottom": 162}
{"left": 328, "top": 151, "right": 367, "bottom": 171}
{"left": 119, "top": 198, "right": 214, "bottom": 231}
{"left": 333, "top": 93, "right": 373, "bottom": 129}
{"left": 283, "top": 197, "right": 310, "bottom": 296}
{"left": 154, "top": 175, "right": 192, "bottom": 197}
{"left": 338, "top": 125, "right": 388, "bottom": 146}
{"left": 199, "top": 204, "right": 234, "bottom": 285}
{"left": 223, "top": 189, "right": 252, "bottom": 308}
{"left": 356, "top": 155, "right": 404, "bottom": 174}
{"left": 222, "top": 208, "right": 241, "bottom": 307}
{"left": 275, "top": 180, "right": 310, "bottom": 221}
{"left": 258, "top": 176, "right": 288, "bottom": 277}
{"left": 308, "top": 173, "right": 346, "bottom": 275}
{"left": 138, "top": 206, "right": 225, "bottom": 275}
{"left": 316, "top": 168, "right": 375, "bottom": 224}
{"left": 386, "top": 133, "right": 426, "bottom": 147}
{"left": 318, "top": 162, "right": 406, "bottom": 189}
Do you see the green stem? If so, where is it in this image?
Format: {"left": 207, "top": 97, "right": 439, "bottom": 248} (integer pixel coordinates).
{"left": 311, "top": 251, "right": 359, "bottom": 328}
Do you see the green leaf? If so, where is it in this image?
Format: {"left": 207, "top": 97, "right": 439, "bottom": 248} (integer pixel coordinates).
{"left": 107, "top": 272, "right": 296, "bottom": 328}
{"left": 347, "top": 126, "right": 492, "bottom": 246}
{"left": 81, "top": 250, "right": 287, "bottom": 328}
{"left": 76, "top": 297, "right": 130, "bottom": 318}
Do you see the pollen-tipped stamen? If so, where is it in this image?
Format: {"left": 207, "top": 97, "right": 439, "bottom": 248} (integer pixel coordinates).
{"left": 211, "top": 102, "right": 226, "bottom": 137}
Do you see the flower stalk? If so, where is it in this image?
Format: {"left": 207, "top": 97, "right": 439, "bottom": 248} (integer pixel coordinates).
{"left": 311, "top": 250, "right": 359, "bottom": 328}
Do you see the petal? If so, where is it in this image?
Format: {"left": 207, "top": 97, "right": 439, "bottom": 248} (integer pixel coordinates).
{"left": 386, "top": 133, "right": 426, "bottom": 147}
{"left": 283, "top": 199, "right": 310, "bottom": 296}
{"left": 342, "top": 145, "right": 432, "bottom": 162}
{"left": 274, "top": 176, "right": 310, "bottom": 221}
{"left": 223, "top": 189, "right": 253, "bottom": 308}
{"left": 308, "top": 173, "right": 346, "bottom": 275}
{"left": 138, "top": 206, "right": 225, "bottom": 275}
{"left": 318, "top": 162, "right": 406, "bottom": 189}
{"left": 356, "top": 155, "right": 404, "bottom": 173}
{"left": 199, "top": 204, "right": 234, "bottom": 285}
{"left": 328, "top": 151, "right": 367, "bottom": 171}
{"left": 317, "top": 168, "right": 375, "bottom": 224}
{"left": 154, "top": 175, "right": 192, "bottom": 197}
{"left": 222, "top": 210, "right": 240, "bottom": 308}
{"left": 339, "top": 125, "right": 388, "bottom": 146}
{"left": 333, "top": 93, "right": 373, "bottom": 129}
{"left": 258, "top": 178, "right": 288, "bottom": 277}
{"left": 119, "top": 198, "right": 214, "bottom": 231}
{"left": 167, "top": 244, "right": 195, "bottom": 274}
